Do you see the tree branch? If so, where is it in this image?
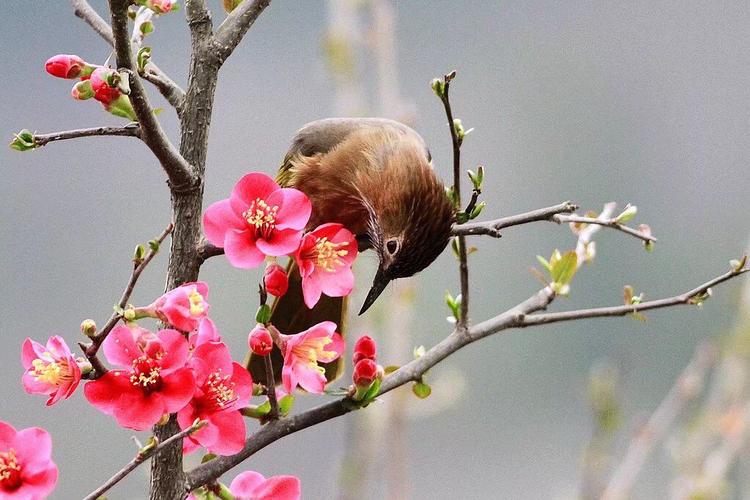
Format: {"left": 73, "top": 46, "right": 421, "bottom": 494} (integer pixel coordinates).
{"left": 80, "top": 222, "right": 174, "bottom": 374}
{"left": 84, "top": 419, "right": 205, "bottom": 500}
{"left": 31, "top": 125, "right": 140, "bottom": 148}
{"left": 108, "top": 0, "right": 196, "bottom": 190}
{"left": 553, "top": 213, "right": 656, "bottom": 244}
{"left": 69, "top": 0, "right": 186, "bottom": 111}
{"left": 601, "top": 342, "right": 717, "bottom": 500}
{"left": 184, "top": 260, "right": 748, "bottom": 490}
{"left": 213, "top": 0, "right": 272, "bottom": 65}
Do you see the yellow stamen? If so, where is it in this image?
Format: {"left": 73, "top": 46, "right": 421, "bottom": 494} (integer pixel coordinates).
{"left": 314, "top": 237, "right": 350, "bottom": 272}
{"left": 206, "top": 369, "right": 237, "bottom": 409}
{"left": 0, "top": 449, "right": 21, "bottom": 488}
{"left": 31, "top": 356, "right": 70, "bottom": 386}
{"left": 188, "top": 288, "right": 205, "bottom": 316}
{"left": 243, "top": 198, "right": 279, "bottom": 239}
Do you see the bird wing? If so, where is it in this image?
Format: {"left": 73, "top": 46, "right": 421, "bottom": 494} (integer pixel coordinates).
{"left": 277, "top": 117, "right": 431, "bottom": 186}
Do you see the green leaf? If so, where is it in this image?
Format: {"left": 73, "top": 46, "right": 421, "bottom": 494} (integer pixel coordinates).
{"left": 136, "top": 47, "right": 152, "bottom": 72}
{"left": 255, "top": 304, "right": 272, "bottom": 324}
{"left": 430, "top": 78, "right": 445, "bottom": 98}
{"left": 133, "top": 243, "right": 146, "bottom": 263}
{"left": 200, "top": 453, "right": 217, "bottom": 463}
{"left": 536, "top": 255, "right": 551, "bottom": 272}
{"left": 148, "top": 239, "right": 160, "bottom": 253}
{"left": 730, "top": 255, "right": 747, "bottom": 273}
{"left": 469, "top": 201, "right": 486, "bottom": 220}
{"left": 413, "top": 381, "right": 432, "bottom": 399}
{"left": 384, "top": 365, "right": 400, "bottom": 375}
{"left": 550, "top": 250, "right": 578, "bottom": 286}
{"left": 278, "top": 394, "right": 294, "bottom": 416}
{"left": 9, "top": 129, "right": 36, "bottom": 151}
{"left": 616, "top": 204, "right": 637, "bottom": 223}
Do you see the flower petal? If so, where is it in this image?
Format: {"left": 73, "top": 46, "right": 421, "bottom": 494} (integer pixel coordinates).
{"left": 103, "top": 325, "right": 144, "bottom": 368}
{"left": 267, "top": 188, "right": 311, "bottom": 230}
{"left": 224, "top": 230, "right": 265, "bottom": 269}
{"left": 160, "top": 367, "right": 197, "bottom": 414}
{"left": 230, "top": 471, "right": 267, "bottom": 498}
{"left": 230, "top": 172, "right": 280, "bottom": 214}
{"left": 206, "top": 411, "right": 246, "bottom": 456}
{"left": 256, "top": 228, "right": 304, "bottom": 256}
{"left": 203, "top": 199, "right": 244, "bottom": 247}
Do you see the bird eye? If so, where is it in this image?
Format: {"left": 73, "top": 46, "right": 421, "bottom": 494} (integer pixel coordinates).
{"left": 386, "top": 239, "right": 399, "bottom": 255}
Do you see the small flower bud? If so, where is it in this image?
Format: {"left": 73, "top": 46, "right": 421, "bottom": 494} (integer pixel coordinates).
{"left": 352, "top": 335, "right": 377, "bottom": 364}
{"left": 71, "top": 80, "right": 94, "bottom": 100}
{"left": 90, "top": 67, "right": 122, "bottom": 106}
{"left": 430, "top": 77, "right": 445, "bottom": 98}
{"left": 249, "top": 325, "right": 273, "bottom": 356}
{"left": 45, "top": 54, "right": 87, "bottom": 79}
{"left": 80, "top": 319, "right": 97, "bottom": 337}
{"left": 352, "top": 358, "right": 378, "bottom": 389}
{"left": 137, "top": 0, "right": 174, "bottom": 14}
{"left": 263, "top": 263, "right": 289, "bottom": 297}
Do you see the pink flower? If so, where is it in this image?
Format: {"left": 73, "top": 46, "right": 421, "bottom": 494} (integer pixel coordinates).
{"left": 263, "top": 263, "right": 289, "bottom": 297}
{"left": 21, "top": 336, "right": 82, "bottom": 406}
{"left": 45, "top": 54, "right": 87, "bottom": 79}
{"left": 178, "top": 342, "right": 253, "bottom": 456}
{"left": 280, "top": 321, "right": 344, "bottom": 394}
{"left": 203, "top": 173, "right": 312, "bottom": 269}
{"left": 89, "top": 67, "right": 121, "bottom": 105}
{"left": 248, "top": 325, "right": 273, "bottom": 356}
{"left": 352, "top": 335, "right": 377, "bottom": 365}
{"left": 149, "top": 281, "right": 210, "bottom": 332}
{"left": 188, "top": 317, "right": 221, "bottom": 350}
{"left": 295, "top": 223, "right": 358, "bottom": 308}
{"left": 0, "top": 420, "right": 58, "bottom": 498}
{"left": 352, "top": 359, "right": 378, "bottom": 388}
{"left": 140, "top": 0, "right": 173, "bottom": 14}
{"left": 84, "top": 325, "right": 195, "bottom": 431}
{"left": 230, "top": 471, "right": 301, "bottom": 500}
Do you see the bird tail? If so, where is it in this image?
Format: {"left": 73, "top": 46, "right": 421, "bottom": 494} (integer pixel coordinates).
{"left": 246, "top": 258, "right": 347, "bottom": 386}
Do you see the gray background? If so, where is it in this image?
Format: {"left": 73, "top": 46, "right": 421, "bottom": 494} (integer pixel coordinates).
{"left": 2, "top": 1, "right": 750, "bottom": 498}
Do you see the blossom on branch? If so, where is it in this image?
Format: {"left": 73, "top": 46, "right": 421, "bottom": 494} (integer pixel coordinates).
{"left": 352, "top": 335, "right": 377, "bottom": 364}
{"left": 178, "top": 342, "right": 252, "bottom": 456}
{"left": 248, "top": 325, "right": 273, "bottom": 356}
{"left": 84, "top": 325, "right": 195, "bottom": 431}
{"left": 21, "top": 336, "right": 82, "bottom": 406}
{"left": 45, "top": 54, "right": 90, "bottom": 79}
{"left": 263, "top": 262, "right": 289, "bottom": 297}
{"left": 0, "top": 420, "right": 58, "bottom": 498}
{"left": 280, "top": 321, "right": 344, "bottom": 394}
{"left": 146, "top": 281, "right": 210, "bottom": 332}
{"left": 230, "top": 470, "right": 301, "bottom": 500}
{"left": 136, "top": 0, "right": 175, "bottom": 14}
{"left": 88, "top": 67, "right": 136, "bottom": 121}
{"left": 294, "top": 223, "right": 357, "bottom": 308}
{"left": 189, "top": 317, "right": 222, "bottom": 350}
{"left": 203, "top": 173, "right": 311, "bottom": 269}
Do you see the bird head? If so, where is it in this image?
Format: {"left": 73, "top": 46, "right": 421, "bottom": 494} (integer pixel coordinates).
{"left": 358, "top": 166, "right": 455, "bottom": 314}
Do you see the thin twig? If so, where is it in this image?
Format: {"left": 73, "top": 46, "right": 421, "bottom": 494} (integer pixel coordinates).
{"left": 438, "top": 70, "right": 470, "bottom": 331}
{"left": 452, "top": 201, "right": 578, "bottom": 237}
{"left": 263, "top": 355, "right": 279, "bottom": 419}
{"left": 81, "top": 222, "right": 174, "bottom": 371}
{"left": 213, "top": 0, "right": 272, "bottom": 65}
{"left": 601, "top": 342, "right": 717, "bottom": 500}
{"left": 184, "top": 264, "right": 748, "bottom": 491}
{"left": 108, "top": 0, "right": 196, "bottom": 190}
{"left": 84, "top": 419, "right": 205, "bottom": 500}
{"left": 32, "top": 126, "right": 140, "bottom": 147}
{"left": 68, "top": 0, "right": 186, "bottom": 110}
{"left": 553, "top": 213, "right": 657, "bottom": 244}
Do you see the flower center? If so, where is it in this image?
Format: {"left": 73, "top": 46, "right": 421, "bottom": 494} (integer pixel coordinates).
{"left": 292, "top": 337, "right": 335, "bottom": 374}
{"left": 0, "top": 449, "right": 22, "bottom": 492}
{"left": 130, "top": 356, "right": 163, "bottom": 394}
{"left": 243, "top": 198, "right": 278, "bottom": 239}
{"left": 202, "top": 370, "right": 237, "bottom": 412}
{"left": 31, "top": 355, "right": 71, "bottom": 386}
{"left": 312, "top": 237, "right": 349, "bottom": 272}
{"left": 188, "top": 288, "right": 205, "bottom": 316}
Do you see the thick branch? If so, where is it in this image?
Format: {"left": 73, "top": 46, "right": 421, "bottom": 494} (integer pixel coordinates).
{"left": 108, "top": 0, "right": 196, "bottom": 190}
{"left": 32, "top": 126, "right": 140, "bottom": 147}
{"left": 69, "top": 0, "right": 186, "bottom": 111}
{"left": 185, "top": 263, "right": 748, "bottom": 490}
{"left": 84, "top": 420, "right": 205, "bottom": 500}
{"left": 213, "top": 0, "right": 271, "bottom": 65}
{"left": 601, "top": 343, "right": 716, "bottom": 500}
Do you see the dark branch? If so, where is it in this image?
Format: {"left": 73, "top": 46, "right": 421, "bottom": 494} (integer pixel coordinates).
{"left": 32, "top": 126, "right": 140, "bottom": 147}
{"left": 70, "top": 0, "right": 114, "bottom": 44}
{"left": 452, "top": 201, "right": 578, "bottom": 237}
{"left": 84, "top": 419, "right": 205, "bottom": 500}
{"left": 213, "top": 0, "right": 272, "bottom": 65}
{"left": 108, "top": 0, "right": 196, "bottom": 190}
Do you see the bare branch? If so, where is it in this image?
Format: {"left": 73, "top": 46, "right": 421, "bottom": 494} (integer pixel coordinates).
{"left": 70, "top": 0, "right": 114, "bottom": 45}
{"left": 81, "top": 222, "right": 174, "bottom": 374}
{"left": 84, "top": 419, "right": 205, "bottom": 500}
{"left": 452, "top": 201, "right": 578, "bottom": 237}
{"left": 213, "top": 0, "right": 272, "bottom": 65}
{"left": 108, "top": 0, "right": 196, "bottom": 190}
{"left": 601, "top": 343, "right": 717, "bottom": 500}
{"left": 196, "top": 239, "right": 223, "bottom": 262}
{"left": 32, "top": 126, "right": 140, "bottom": 148}
{"left": 554, "top": 213, "right": 656, "bottom": 244}
{"left": 185, "top": 263, "right": 747, "bottom": 491}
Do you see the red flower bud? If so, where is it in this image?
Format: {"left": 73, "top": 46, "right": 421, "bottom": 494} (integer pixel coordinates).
{"left": 352, "top": 358, "right": 378, "bottom": 388}
{"left": 249, "top": 325, "right": 273, "bottom": 356}
{"left": 352, "top": 335, "right": 377, "bottom": 364}
{"left": 89, "top": 67, "right": 121, "bottom": 105}
{"left": 263, "top": 263, "right": 289, "bottom": 297}
{"left": 45, "top": 54, "right": 86, "bottom": 79}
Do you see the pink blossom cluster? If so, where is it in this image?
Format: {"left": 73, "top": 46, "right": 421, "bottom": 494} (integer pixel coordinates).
{"left": 45, "top": 54, "right": 136, "bottom": 120}
{"left": 203, "top": 172, "right": 358, "bottom": 308}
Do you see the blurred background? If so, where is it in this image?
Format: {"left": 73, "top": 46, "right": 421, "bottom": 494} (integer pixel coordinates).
{"left": 3, "top": 1, "right": 750, "bottom": 498}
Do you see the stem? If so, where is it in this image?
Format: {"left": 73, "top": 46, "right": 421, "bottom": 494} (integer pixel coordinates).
{"left": 34, "top": 125, "right": 140, "bottom": 147}
{"left": 263, "top": 355, "right": 279, "bottom": 419}
{"left": 452, "top": 201, "right": 578, "bottom": 237}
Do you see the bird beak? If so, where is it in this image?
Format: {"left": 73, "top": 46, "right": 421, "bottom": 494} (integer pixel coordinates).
{"left": 359, "top": 267, "right": 390, "bottom": 315}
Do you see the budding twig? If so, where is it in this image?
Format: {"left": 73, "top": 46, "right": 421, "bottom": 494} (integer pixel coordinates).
{"left": 32, "top": 125, "right": 141, "bottom": 147}
{"left": 553, "top": 213, "right": 656, "bottom": 244}
{"left": 451, "top": 201, "right": 578, "bottom": 237}
{"left": 83, "top": 419, "right": 205, "bottom": 500}
{"left": 81, "top": 222, "right": 174, "bottom": 373}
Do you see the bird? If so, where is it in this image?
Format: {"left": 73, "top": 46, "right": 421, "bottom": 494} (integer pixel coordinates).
{"left": 249, "top": 117, "right": 455, "bottom": 384}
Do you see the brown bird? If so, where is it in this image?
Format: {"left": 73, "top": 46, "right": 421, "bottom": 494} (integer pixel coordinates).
{"left": 250, "top": 118, "right": 455, "bottom": 383}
